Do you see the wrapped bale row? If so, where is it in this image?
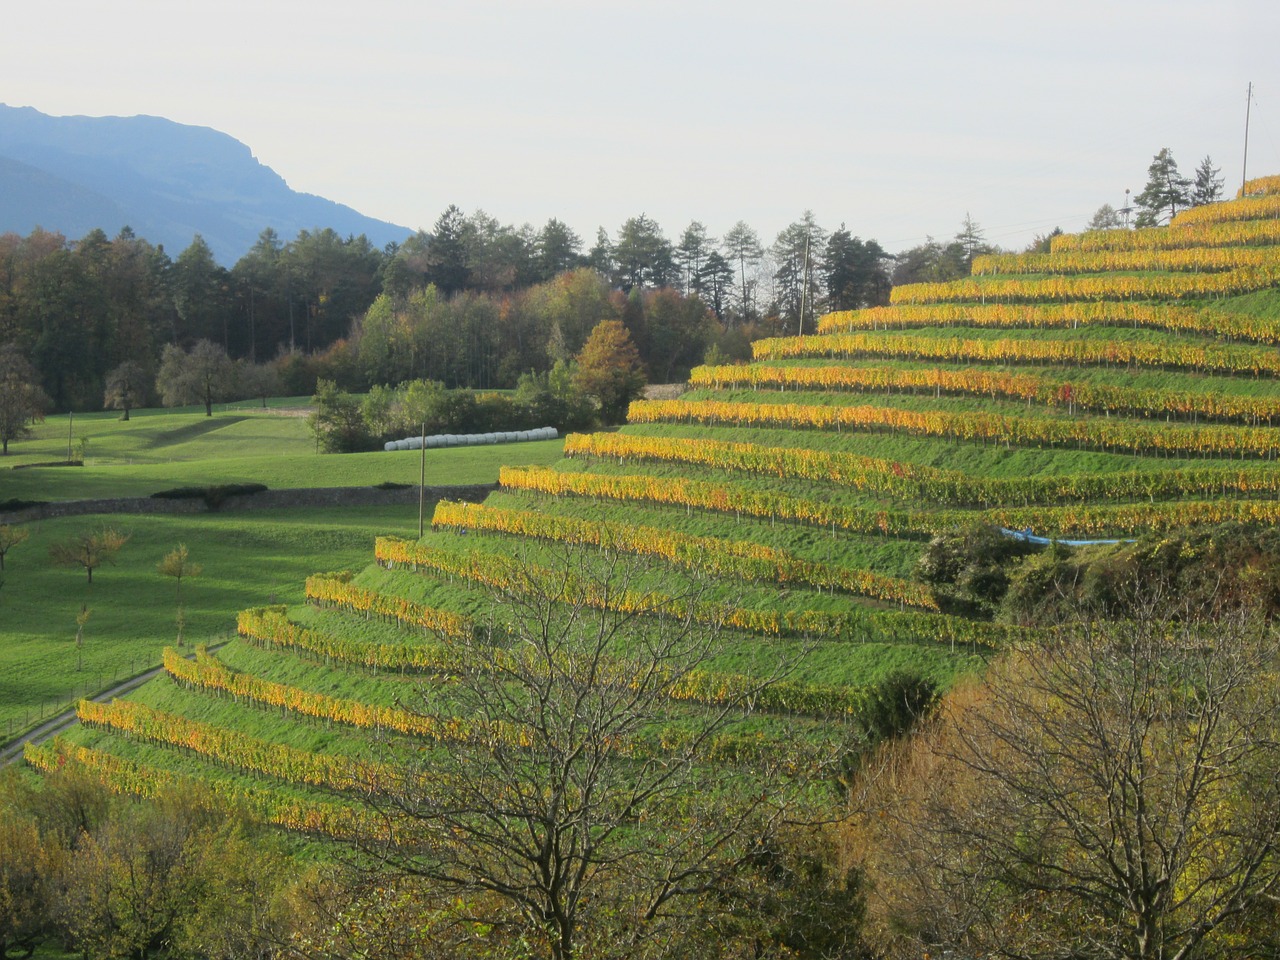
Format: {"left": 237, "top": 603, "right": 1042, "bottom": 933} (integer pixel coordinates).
{"left": 384, "top": 426, "right": 559, "bottom": 452}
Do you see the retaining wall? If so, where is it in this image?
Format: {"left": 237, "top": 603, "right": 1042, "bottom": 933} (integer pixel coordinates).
{"left": 0, "top": 484, "right": 496, "bottom": 525}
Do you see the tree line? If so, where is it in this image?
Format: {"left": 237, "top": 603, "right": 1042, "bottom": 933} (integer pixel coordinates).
{"left": 0, "top": 146, "right": 1229, "bottom": 428}
{"left": 0, "top": 205, "right": 904, "bottom": 417}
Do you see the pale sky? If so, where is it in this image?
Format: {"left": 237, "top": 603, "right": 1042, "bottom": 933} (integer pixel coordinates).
{"left": 3, "top": 0, "right": 1279, "bottom": 255}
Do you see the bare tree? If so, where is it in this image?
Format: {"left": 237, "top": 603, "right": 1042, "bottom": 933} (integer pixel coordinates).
{"left": 0, "top": 524, "right": 30, "bottom": 571}
{"left": 157, "top": 544, "right": 201, "bottom": 646}
{"left": 852, "top": 593, "right": 1280, "bottom": 960}
{"left": 48, "top": 527, "right": 129, "bottom": 584}
{"left": 362, "top": 544, "right": 838, "bottom": 960}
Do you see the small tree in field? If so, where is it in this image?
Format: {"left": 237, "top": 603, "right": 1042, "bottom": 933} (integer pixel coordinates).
{"left": 49, "top": 527, "right": 129, "bottom": 584}
{"left": 158, "top": 544, "right": 202, "bottom": 645}
{"left": 102, "top": 359, "right": 149, "bottom": 421}
{"left": 0, "top": 524, "right": 30, "bottom": 571}
{"left": 156, "top": 340, "right": 234, "bottom": 416}
{"left": 573, "top": 319, "right": 646, "bottom": 424}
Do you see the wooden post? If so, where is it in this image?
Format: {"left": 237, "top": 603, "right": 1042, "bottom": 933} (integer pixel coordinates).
{"left": 418, "top": 422, "right": 427, "bottom": 539}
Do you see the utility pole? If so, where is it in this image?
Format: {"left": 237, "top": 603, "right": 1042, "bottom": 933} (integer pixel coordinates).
{"left": 798, "top": 229, "right": 810, "bottom": 338}
{"left": 1243, "top": 81, "right": 1253, "bottom": 194}
{"left": 418, "top": 422, "right": 427, "bottom": 538}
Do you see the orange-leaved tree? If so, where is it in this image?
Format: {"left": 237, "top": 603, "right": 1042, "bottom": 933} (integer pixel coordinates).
{"left": 573, "top": 319, "right": 646, "bottom": 424}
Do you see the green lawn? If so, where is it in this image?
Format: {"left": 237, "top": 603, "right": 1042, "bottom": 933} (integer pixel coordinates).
{"left": 2, "top": 404, "right": 565, "bottom": 500}
{"left": 0, "top": 505, "right": 424, "bottom": 740}
{"left": 0, "top": 398, "right": 568, "bottom": 745}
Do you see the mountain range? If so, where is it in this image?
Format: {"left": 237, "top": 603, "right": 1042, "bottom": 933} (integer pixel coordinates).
{"left": 0, "top": 104, "right": 413, "bottom": 264}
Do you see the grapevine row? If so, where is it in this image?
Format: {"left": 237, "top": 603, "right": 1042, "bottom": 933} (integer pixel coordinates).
{"left": 972, "top": 245, "right": 1280, "bottom": 277}
{"left": 302, "top": 572, "right": 473, "bottom": 640}
{"left": 165, "top": 646, "right": 519, "bottom": 746}
{"left": 564, "top": 431, "right": 1280, "bottom": 507}
{"left": 240, "top": 603, "right": 468, "bottom": 671}
{"left": 23, "top": 739, "right": 391, "bottom": 842}
{"left": 375, "top": 536, "right": 1018, "bottom": 650}
{"left": 1051, "top": 219, "right": 1280, "bottom": 254}
{"left": 77, "top": 698, "right": 394, "bottom": 794}
{"left": 501, "top": 464, "right": 1280, "bottom": 543}
{"left": 889, "top": 267, "right": 1280, "bottom": 305}
{"left": 627, "top": 398, "right": 1280, "bottom": 460}
{"left": 243, "top": 605, "right": 873, "bottom": 720}
{"left": 1171, "top": 193, "right": 1280, "bottom": 226}
{"left": 752, "top": 330, "right": 1280, "bottom": 378}
{"left": 431, "top": 499, "right": 939, "bottom": 609}
{"left": 1241, "top": 176, "right": 1280, "bottom": 197}
{"left": 817, "top": 302, "right": 1280, "bottom": 345}
{"left": 690, "top": 363, "right": 1280, "bottom": 426}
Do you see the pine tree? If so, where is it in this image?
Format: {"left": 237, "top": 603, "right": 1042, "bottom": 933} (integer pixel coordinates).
{"left": 1191, "top": 155, "right": 1225, "bottom": 206}
{"left": 1134, "top": 148, "right": 1191, "bottom": 226}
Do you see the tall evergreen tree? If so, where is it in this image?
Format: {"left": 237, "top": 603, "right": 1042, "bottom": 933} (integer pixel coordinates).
{"left": 535, "top": 219, "right": 583, "bottom": 281}
{"left": 823, "top": 227, "right": 890, "bottom": 312}
{"left": 1191, "top": 155, "right": 1225, "bottom": 206}
{"left": 772, "top": 212, "right": 825, "bottom": 335}
{"left": 612, "top": 215, "right": 675, "bottom": 292}
{"left": 425, "top": 205, "right": 471, "bottom": 296}
{"left": 675, "top": 221, "right": 713, "bottom": 297}
{"left": 1134, "top": 148, "right": 1192, "bottom": 226}
{"left": 722, "top": 221, "right": 763, "bottom": 325}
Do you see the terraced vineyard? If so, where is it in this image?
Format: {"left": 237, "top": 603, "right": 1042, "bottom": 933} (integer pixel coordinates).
{"left": 30, "top": 176, "right": 1280, "bottom": 866}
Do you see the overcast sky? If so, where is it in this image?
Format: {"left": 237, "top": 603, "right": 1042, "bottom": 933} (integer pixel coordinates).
{"left": 4, "top": 0, "right": 1279, "bottom": 255}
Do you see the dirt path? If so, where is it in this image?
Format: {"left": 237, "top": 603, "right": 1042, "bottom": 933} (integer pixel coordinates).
{"left": 0, "top": 643, "right": 226, "bottom": 768}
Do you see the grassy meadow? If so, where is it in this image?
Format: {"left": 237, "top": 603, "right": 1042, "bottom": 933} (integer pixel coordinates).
{"left": 0, "top": 402, "right": 564, "bottom": 742}
{"left": 3, "top": 402, "right": 565, "bottom": 500}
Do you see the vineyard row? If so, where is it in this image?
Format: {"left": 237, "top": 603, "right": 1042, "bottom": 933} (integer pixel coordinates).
{"left": 752, "top": 330, "right": 1280, "bottom": 378}
{"left": 431, "top": 499, "right": 939, "bottom": 609}
{"left": 375, "top": 536, "right": 1019, "bottom": 650}
{"left": 690, "top": 363, "right": 1280, "bottom": 426}
{"left": 627, "top": 398, "right": 1280, "bottom": 460}
{"left": 817, "top": 302, "right": 1280, "bottom": 345}
{"left": 563, "top": 431, "right": 1280, "bottom": 508}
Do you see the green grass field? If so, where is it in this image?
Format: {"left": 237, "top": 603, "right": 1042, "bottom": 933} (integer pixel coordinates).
{"left": 2, "top": 404, "right": 564, "bottom": 500}
{"left": 0, "top": 402, "right": 565, "bottom": 744}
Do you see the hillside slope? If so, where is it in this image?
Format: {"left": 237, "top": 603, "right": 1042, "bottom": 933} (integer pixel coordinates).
{"left": 31, "top": 176, "right": 1280, "bottom": 871}
{"left": 0, "top": 104, "right": 412, "bottom": 263}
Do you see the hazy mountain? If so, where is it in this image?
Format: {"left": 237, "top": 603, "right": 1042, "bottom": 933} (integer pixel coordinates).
{"left": 0, "top": 104, "right": 413, "bottom": 264}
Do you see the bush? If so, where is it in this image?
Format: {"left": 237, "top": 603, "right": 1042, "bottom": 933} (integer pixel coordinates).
{"left": 916, "top": 524, "right": 1038, "bottom": 618}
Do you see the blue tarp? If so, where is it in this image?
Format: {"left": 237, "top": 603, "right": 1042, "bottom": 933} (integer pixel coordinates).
{"left": 999, "top": 527, "right": 1137, "bottom": 548}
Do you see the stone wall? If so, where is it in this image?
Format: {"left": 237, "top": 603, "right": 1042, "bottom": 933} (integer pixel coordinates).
{"left": 0, "top": 484, "right": 496, "bottom": 525}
